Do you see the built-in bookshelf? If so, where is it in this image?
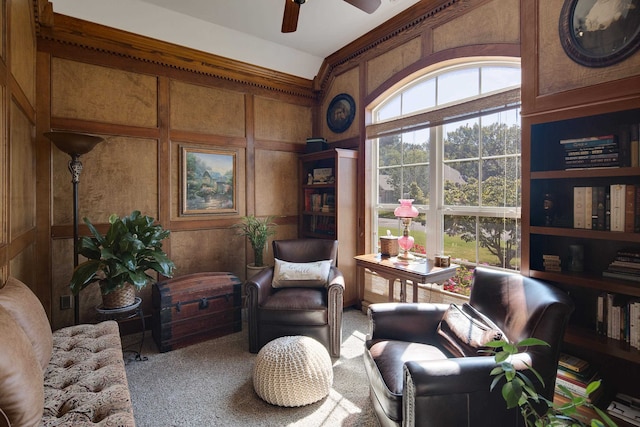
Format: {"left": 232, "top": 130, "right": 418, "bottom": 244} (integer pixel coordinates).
{"left": 299, "top": 148, "right": 358, "bottom": 307}
{"left": 523, "top": 104, "right": 640, "bottom": 408}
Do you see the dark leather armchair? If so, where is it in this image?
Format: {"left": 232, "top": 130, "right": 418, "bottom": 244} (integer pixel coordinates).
{"left": 245, "top": 239, "right": 344, "bottom": 357}
{"left": 364, "top": 267, "right": 574, "bottom": 427}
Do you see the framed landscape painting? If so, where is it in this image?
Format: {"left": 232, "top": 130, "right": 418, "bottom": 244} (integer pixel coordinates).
{"left": 181, "top": 147, "right": 237, "bottom": 215}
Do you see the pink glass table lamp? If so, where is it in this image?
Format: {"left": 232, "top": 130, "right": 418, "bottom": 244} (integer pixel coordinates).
{"left": 394, "top": 199, "right": 419, "bottom": 260}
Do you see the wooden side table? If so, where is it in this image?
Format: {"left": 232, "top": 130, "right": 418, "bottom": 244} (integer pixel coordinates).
{"left": 96, "top": 297, "right": 146, "bottom": 361}
{"left": 354, "top": 253, "right": 458, "bottom": 303}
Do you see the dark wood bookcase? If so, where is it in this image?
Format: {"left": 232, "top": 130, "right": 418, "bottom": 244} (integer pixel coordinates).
{"left": 522, "top": 102, "right": 640, "bottom": 408}
{"left": 299, "top": 148, "right": 358, "bottom": 307}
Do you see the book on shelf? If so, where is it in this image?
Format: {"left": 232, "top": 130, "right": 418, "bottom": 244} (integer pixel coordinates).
{"left": 560, "top": 134, "right": 617, "bottom": 148}
{"left": 607, "top": 393, "right": 640, "bottom": 426}
{"left": 562, "top": 135, "right": 620, "bottom": 169}
{"left": 558, "top": 352, "right": 591, "bottom": 373}
{"left": 603, "top": 270, "right": 640, "bottom": 282}
{"left": 611, "top": 184, "right": 626, "bottom": 232}
{"left": 574, "top": 187, "right": 586, "bottom": 229}
{"left": 596, "top": 291, "right": 640, "bottom": 346}
{"left": 555, "top": 353, "right": 604, "bottom": 404}
{"left": 626, "top": 185, "right": 636, "bottom": 233}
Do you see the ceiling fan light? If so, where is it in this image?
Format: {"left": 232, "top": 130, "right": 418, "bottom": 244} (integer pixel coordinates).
{"left": 294, "top": 0, "right": 306, "bottom": 4}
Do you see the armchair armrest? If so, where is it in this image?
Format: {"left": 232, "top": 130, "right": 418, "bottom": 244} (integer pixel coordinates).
{"left": 327, "top": 266, "right": 345, "bottom": 290}
{"left": 405, "top": 350, "right": 532, "bottom": 395}
{"left": 367, "top": 302, "right": 450, "bottom": 344}
{"left": 245, "top": 268, "right": 274, "bottom": 307}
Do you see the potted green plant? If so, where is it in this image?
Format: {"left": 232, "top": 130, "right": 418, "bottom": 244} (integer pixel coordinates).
{"left": 487, "top": 338, "right": 617, "bottom": 427}
{"left": 69, "top": 210, "right": 176, "bottom": 309}
{"left": 233, "top": 215, "right": 277, "bottom": 274}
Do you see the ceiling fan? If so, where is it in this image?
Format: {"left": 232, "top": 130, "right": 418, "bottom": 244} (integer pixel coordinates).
{"left": 282, "top": 0, "right": 382, "bottom": 33}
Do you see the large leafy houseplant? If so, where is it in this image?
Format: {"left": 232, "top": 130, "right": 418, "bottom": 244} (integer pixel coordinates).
{"left": 69, "top": 210, "right": 175, "bottom": 297}
{"left": 487, "top": 338, "right": 617, "bottom": 427}
{"left": 233, "top": 215, "right": 277, "bottom": 267}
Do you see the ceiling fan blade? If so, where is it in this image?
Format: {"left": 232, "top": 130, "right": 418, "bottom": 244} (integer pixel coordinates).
{"left": 282, "top": 0, "right": 300, "bottom": 33}
{"left": 344, "top": 0, "right": 381, "bottom": 14}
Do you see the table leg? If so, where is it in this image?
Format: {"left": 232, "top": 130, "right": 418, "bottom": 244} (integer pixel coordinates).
{"left": 412, "top": 281, "right": 418, "bottom": 303}
{"left": 399, "top": 279, "right": 407, "bottom": 303}
{"left": 388, "top": 278, "right": 394, "bottom": 302}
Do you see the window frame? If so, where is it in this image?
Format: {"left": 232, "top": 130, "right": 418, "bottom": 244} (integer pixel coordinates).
{"left": 367, "top": 59, "right": 522, "bottom": 270}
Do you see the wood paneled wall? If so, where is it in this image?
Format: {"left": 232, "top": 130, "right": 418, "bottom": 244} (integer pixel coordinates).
{"left": 1, "top": 0, "right": 39, "bottom": 305}
{"left": 22, "top": 0, "right": 635, "bottom": 329}
{"left": 36, "top": 13, "right": 312, "bottom": 329}
{"left": 27, "top": 0, "right": 523, "bottom": 329}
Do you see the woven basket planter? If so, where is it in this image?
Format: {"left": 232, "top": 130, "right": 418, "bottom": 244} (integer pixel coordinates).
{"left": 101, "top": 283, "right": 136, "bottom": 309}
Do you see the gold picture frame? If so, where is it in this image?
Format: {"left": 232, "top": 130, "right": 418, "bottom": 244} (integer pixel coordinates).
{"left": 181, "top": 146, "right": 237, "bottom": 215}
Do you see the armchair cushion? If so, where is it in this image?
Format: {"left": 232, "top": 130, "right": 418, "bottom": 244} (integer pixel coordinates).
{"left": 436, "top": 303, "right": 507, "bottom": 357}
{"left": 260, "top": 288, "right": 328, "bottom": 325}
{"left": 272, "top": 258, "right": 332, "bottom": 288}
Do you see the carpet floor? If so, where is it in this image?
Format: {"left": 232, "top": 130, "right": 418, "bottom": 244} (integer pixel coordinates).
{"left": 123, "top": 308, "right": 381, "bottom": 427}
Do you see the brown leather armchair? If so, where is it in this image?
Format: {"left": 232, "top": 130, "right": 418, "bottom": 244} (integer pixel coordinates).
{"left": 245, "top": 239, "right": 344, "bottom": 357}
{"left": 364, "top": 267, "right": 574, "bottom": 427}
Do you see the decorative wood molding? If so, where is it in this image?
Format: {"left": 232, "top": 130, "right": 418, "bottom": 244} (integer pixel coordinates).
{"left": 316, "top": 0, "right": 471, "bottom": 96}
{"left": 36, "top": 11, "right": 316, "bottom": 99}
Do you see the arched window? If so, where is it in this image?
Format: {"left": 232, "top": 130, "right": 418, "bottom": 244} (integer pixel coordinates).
{"left": 368, "top": 59, "right": 521, "bottom": 270}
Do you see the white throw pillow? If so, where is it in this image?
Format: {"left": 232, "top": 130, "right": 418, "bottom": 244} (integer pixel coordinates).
{"left": 272, "top": 258, "right": 332, "bottom": 288}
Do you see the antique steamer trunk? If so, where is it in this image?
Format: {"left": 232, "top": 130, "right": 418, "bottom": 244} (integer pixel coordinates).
{"left": 152, "top": 272, "right": 242, "bottom": 352}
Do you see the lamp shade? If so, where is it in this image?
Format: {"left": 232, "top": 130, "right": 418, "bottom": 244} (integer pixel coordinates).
{"left": 394, "top": 199, "right": 419, "bottom": 218}
{"left": 44, "top": 131, "right": 103, "bottom": 155}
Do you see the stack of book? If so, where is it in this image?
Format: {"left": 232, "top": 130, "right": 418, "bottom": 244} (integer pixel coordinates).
{"left": 542, "top": 254, "right": 561, "bottom": 272}
{"left": 562, "top": 135, "right": 619, "bottom": 170}
{"left": 607, "top": 393, "right": 640, "bottom": 426}
{"left": 603, "top": 248, "right": 640, "bottom": 282}
{"left": 555, "top": 353, "right": 604, "bottom": 405}
{"left": 596, "top": 291, "right": 640, "bottom": 348}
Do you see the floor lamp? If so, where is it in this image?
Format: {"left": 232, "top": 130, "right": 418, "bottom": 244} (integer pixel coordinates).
{"left": 44, "top": 131, "right": 104, "bottom": 324}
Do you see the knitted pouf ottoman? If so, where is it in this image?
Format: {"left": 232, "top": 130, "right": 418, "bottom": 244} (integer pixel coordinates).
{"left": 253, "top": 336, "right": 333, "bottom": 407}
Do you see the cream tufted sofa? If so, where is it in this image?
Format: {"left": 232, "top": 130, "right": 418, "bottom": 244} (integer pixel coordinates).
{"left": 0, "top": 277, "right": 135, "bottom": 427}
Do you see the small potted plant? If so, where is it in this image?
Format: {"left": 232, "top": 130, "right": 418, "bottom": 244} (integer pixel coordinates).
{"left": 69, "top": 210, "right": 176, "bottom": 309}
{"left": 233, "top": 215, "right": 277, "bottom": 276}
{"left": 487, "top": 338, "right": 617, "bottom": 426}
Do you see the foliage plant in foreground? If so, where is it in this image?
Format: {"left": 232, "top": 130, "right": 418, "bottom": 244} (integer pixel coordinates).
{"left": 486, "top": 338, "right": 617, "bottom": 427}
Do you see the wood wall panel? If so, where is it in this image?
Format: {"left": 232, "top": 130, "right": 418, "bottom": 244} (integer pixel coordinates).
{"left": 9, "top": 243, "right": 35, "bottom": 290}
{"left": 433, "top": 0, "right": 520, "bottom": 52}
{"left": 322, "top": 67, "right": 360, "bottom": 140}
{"left": 51, "top": 58, "right": 157, "bottom": 127}
{"left": 10, "top": 0, "right": 36, "bottom": 105}
{"left": 254, "top": 97, "right": 311, "bottom": 142}
{"left": 170, "top": 80, "right": 245, "bottom": 137}
{"left": 170, "top": 228, "right": 246, "bottom": 276}
{"left": 169, "top": 141, "right": 246, "bottom": 221}
{"left": 0, "top": 84, "right": 5, "bottom": 246}
{"left": 51, "top": 136, "right": 158, "bottom": 225}
{"left": 366, "top": 37, "right": 422, "bottom": 95}
{"left": 254, "top": 149, "right": 298, "bottom": 217}
{"left": 10, "top": 100, "right": 35, "bottom": 237}
{"left": 537, "top": 0, "right": 640, "bottom": 97}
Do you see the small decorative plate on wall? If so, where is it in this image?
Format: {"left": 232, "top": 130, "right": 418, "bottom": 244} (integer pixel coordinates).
{"left": 326, "top": 93, "right": 356, "bottom": 133}
{"left": 559, "top": 0, "right": 640, "bottom": 67}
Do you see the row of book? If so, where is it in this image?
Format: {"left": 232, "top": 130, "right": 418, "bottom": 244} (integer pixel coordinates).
{"left": 562, "top": 134, "right": 620, "bottom": 170}
{"left": 555, "top": 353, "right": 604, "bottom": 404}
{"left": 596, "top": 291, "right": 640, "bottom": 349}
{"left": 561, "top": 124, "right": 640, "bottom": 170}
{"left": 573, "top": 184, "right": 640, "bottom": 232}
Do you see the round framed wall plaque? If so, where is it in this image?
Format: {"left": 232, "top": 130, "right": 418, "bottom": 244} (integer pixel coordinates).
{"left": 559, "top": 0, "right": 640, "bottom": 67}
{"left": 326, "top": 93, "right": 356, "bottom": 133}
